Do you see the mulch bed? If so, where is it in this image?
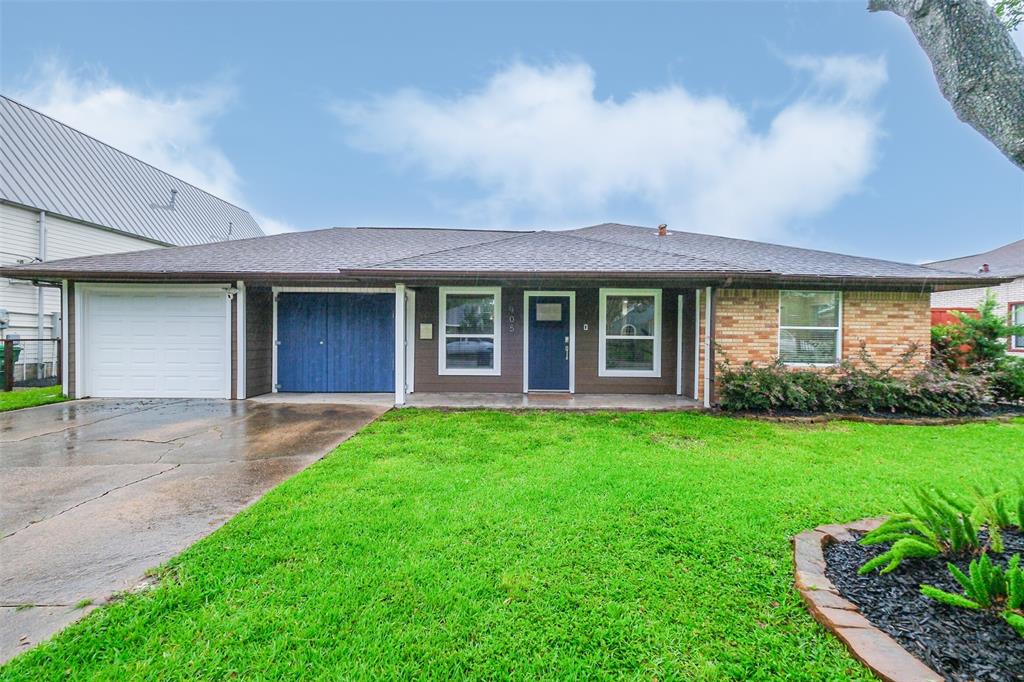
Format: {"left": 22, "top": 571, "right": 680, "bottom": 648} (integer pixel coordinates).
{"left": 725, "top": 405, "right": 1024, "bottom": 425}
{"left": 825, "top": 529, "right": 1024, "bottom": 681}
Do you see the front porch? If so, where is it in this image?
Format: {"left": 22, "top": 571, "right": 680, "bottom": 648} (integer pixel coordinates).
{"left": 249, "top": 392, "right": 703, "bottom": 411}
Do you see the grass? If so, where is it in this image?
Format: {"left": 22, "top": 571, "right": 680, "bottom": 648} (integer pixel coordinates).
{"left": 3, "top": 410, "right": 1022, "bottom": 680}
{"left": 0, "top": 385, "right": 66, "bottom": 412}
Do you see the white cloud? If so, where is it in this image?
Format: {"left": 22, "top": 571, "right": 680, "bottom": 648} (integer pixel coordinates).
{"left": 334, "top": 58, "right": 886, "bottom": 240}
{"left": 786, "top": 54, "right": 888, "bottom": 103}
{"left": 13, "top": 60, "right": 294, "bottom": 234}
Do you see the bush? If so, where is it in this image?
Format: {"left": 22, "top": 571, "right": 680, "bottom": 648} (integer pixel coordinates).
{"left": 902, "top": 365, "right": 991, "bottom": 416}
{"left": 717, "top": 360, "right": 839, "bottom": 413}
{"left": 718, "top": 349, "right": 992, "bottom": 417}
{"left": 989, "top": 357, "right": 1024, "bottom": 403}
{"left": 932, "top": 294, "right": 1024, "bottom": 369}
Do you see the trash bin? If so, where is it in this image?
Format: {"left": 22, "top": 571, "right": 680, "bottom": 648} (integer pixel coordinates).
{"left": 0, "top": 344, "right": 21, "bottom": 373}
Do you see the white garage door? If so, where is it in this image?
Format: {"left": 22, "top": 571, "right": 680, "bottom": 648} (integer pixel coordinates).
{"left": 83, "top": 286, "right": 229, "bottom": 398}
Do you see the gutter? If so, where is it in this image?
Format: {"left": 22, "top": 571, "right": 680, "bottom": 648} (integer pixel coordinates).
{"left": 0, "top": 268, "right": 1014, "bottom": 289}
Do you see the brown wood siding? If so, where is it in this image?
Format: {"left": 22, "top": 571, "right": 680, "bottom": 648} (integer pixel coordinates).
{"left": 414, "top": 286, "right": 524, "bottom": 392}
{"left": 67, "top": 281, "right": 76, "bottom": 396}
{"left": 413, "top": 286, "right": 691, "bottom": 395}
{"left": 679, "top": 289, "right": 696, "bottom": 399}
{"left": 245, "top": 286, "right": 274, "bottom": 397}
{"left": 574, "top": 288, "right": 681, "bottom": 395}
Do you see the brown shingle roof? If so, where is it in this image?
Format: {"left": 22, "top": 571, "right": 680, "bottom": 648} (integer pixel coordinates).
{"left": 923, "top": 239, "right": 1024, "bottom": 278}
{"left": 571, "top": 223, "right": 978, "bottom": 280}
{"left": 0, "top": 223, "right": 1009, "bottom": 286}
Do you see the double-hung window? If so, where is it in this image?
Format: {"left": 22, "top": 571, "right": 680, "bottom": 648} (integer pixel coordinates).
{"left": 1012, "top": 303, "right": 1024, "bottom": 352}
{"left": 438, "top": 287, "right": 501, "bottom": 375}
{"left": 599, "top": 288, "right": 662, "bottom": 377}
{"left": 779, "top": 290, "right": 842, "bottom": 365}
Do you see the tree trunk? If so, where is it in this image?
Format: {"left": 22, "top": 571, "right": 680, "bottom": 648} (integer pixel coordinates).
{"left": 869, "top": 0, "right": 1024, "bottom": 171}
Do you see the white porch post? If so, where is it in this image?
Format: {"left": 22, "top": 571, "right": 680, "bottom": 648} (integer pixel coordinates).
{"left": 394, "top": 284, "right": 407, "bottom": 406}
{"left": 703, "top": 286, "right": 713, "bottom": 408}
{"left": 60, "top": 279, "right": 69, "bottom": 396}
{"left": 235, "top": 280, "right": 246, "bottom": 399}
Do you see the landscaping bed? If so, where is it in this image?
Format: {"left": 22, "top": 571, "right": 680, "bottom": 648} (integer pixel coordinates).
{"left": 826, "top": 530, "right": 1024, "bottom": 681}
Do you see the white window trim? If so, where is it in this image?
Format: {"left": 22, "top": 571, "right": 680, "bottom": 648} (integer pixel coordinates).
{"left": 778, "top": 290, "right": 843, "bottom": 367}
{"left": 598, "top": 288, "right": 662, "bottom": 378}
{"left": 438, "top": 286, "right": 502, "bottom": 376}
{"left": 522, "top": 291, "right": 576, "bottom": 393}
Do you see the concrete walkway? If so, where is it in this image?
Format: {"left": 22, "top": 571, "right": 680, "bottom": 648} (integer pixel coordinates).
{"left": 0, "top": 398, "right": 387, "bottom": 663}
{"left": 251, "top": 392, "right": 703, "bottom": 411}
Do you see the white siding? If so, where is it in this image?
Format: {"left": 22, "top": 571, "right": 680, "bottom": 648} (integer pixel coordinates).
{"left": 0, "top": 203, "right": 164, "bottom": 373}
{"left": 932, "top": 278, "right": 1024, "bottom": 311}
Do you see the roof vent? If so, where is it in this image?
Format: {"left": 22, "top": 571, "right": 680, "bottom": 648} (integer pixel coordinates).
{"left": 657, "top": 223, "right": 668, "bottom": 237}
{"left": 979, "top": 263, "right": 990, "bottom": 273}
{"left": 168, "top": 189, "right": 178, "bottom": 210}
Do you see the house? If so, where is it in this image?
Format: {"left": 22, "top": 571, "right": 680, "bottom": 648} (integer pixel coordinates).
{"left": 0, "top": 222, "right": 1005, "bottom": 407}
{"left": 0, "top": 95, "right": 263, "bottom": 384}
{"left": 926, "top": 239, "right": 1024, "bottom": 353}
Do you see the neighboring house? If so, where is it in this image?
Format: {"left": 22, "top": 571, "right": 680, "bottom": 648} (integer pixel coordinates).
{"left": 0, "top": 95, "right": 263, "bottom": 383}
{"left": 1, "top": 222, "right": 1005, "bottom": 407}
{"left": 926, "top": 239, "right": 1024, "bottom": 354}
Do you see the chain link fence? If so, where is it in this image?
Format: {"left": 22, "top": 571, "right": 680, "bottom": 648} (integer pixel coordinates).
{"left": 2, "top": 338, "right": 61, "bottom": 391}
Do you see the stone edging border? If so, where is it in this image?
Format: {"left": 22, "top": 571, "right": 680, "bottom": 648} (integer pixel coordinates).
{"left": 792, "top": 518, "right": 943, "bottom": 682}
{"left": 729, "top": 410, "right": 1023, "bottom": 426}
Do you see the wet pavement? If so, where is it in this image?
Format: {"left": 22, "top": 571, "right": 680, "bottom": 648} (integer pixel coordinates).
{"left": 0, "top": 398, "right": 388, "bottom": 663}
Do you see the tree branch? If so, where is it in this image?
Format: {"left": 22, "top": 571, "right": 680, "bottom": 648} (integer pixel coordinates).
{"left": 869, "top": 0, "right": 1024, "bottom": 171}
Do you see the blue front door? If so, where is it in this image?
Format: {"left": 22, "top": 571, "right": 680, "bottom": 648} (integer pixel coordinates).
{"left": 277, "top": 293, "right": 395, "bottom": 392}
{"left": 528, "top": 295, "right": 571, "bottom": 391}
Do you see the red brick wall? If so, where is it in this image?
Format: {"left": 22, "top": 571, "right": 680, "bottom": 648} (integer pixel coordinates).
{"left": 706, "top": 289, "right": 931, "bottom": 381}
{"left": 842, "top": 291, "right": 930, "bottom": 370}
{"left": 713, "top": 289, "right": 779, "bottom": 367}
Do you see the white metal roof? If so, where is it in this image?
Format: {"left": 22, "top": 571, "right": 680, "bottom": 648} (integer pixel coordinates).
{"left": 0, "top": 95, "right": 263, "bottom": 246}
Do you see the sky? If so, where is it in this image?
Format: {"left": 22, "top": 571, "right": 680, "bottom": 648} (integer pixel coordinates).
{"left": 1, "top": 1, "right": 1022, "bottom": 264}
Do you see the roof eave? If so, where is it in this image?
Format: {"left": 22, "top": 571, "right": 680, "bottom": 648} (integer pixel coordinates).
{"left": 1, "top": 268, "right": 1011, "bottom": 288}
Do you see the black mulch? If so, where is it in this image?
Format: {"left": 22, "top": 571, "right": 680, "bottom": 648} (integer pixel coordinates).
{"left": 825, "top": 529, "right": 1024, "bottom": 681}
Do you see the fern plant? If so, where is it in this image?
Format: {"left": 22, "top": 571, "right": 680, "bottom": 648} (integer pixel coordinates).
{"left": 920, "top": 553, "right": 1024, "bottom": 638}
{"left": 970, "top": 483, "right": 1023, "bottom": 553}
{"left": 859, "top": 483, "right": 1024, "bottom": 575}
{"left": 858, "top": 488, "right": 980, "bottom": 574}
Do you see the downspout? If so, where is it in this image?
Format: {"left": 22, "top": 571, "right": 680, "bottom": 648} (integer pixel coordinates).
{"left": 37, "top": 210, "right": 46, "bottom": 375}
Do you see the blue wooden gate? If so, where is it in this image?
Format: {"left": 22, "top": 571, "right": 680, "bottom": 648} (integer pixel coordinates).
{"left": 277, "top": 293, "right": 394, "bottom": 392}
{"left": 528, "top": 296, "right": 570, "bottom": 391}
{"left": 276, "top": 293, "right": 328, "bottom": 392}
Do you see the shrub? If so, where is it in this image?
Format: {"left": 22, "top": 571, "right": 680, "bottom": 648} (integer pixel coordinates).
{"left": 902, "top": 365, "right": 991, "bottom": 416}
{"left": 920, "top": 553, "right": 1024, "bottom": 638}
{"left": 989, "top": 357, "right": 1024, "bottom": 403}
{"left": 717, "top": 346, "right": 993, "bottom": 417}
{"left": 932, "top": 294, "right": 1024, "bottom": 369}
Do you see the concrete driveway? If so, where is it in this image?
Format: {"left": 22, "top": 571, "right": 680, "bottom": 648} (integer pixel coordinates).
{"left": 0, "top": 398, "right": 388, "bottom": 662}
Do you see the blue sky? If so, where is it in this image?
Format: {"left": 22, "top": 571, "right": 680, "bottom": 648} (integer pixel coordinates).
{"left": 2, "top": 1, "right": 1021, "bottom": 263}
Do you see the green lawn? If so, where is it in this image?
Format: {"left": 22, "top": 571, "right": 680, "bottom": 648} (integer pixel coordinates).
{"left": 4, "top": 411, "right": 1022, "bottom": 680}
{"left": 0, "top": 385, "right": 66, "bottom": 412}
